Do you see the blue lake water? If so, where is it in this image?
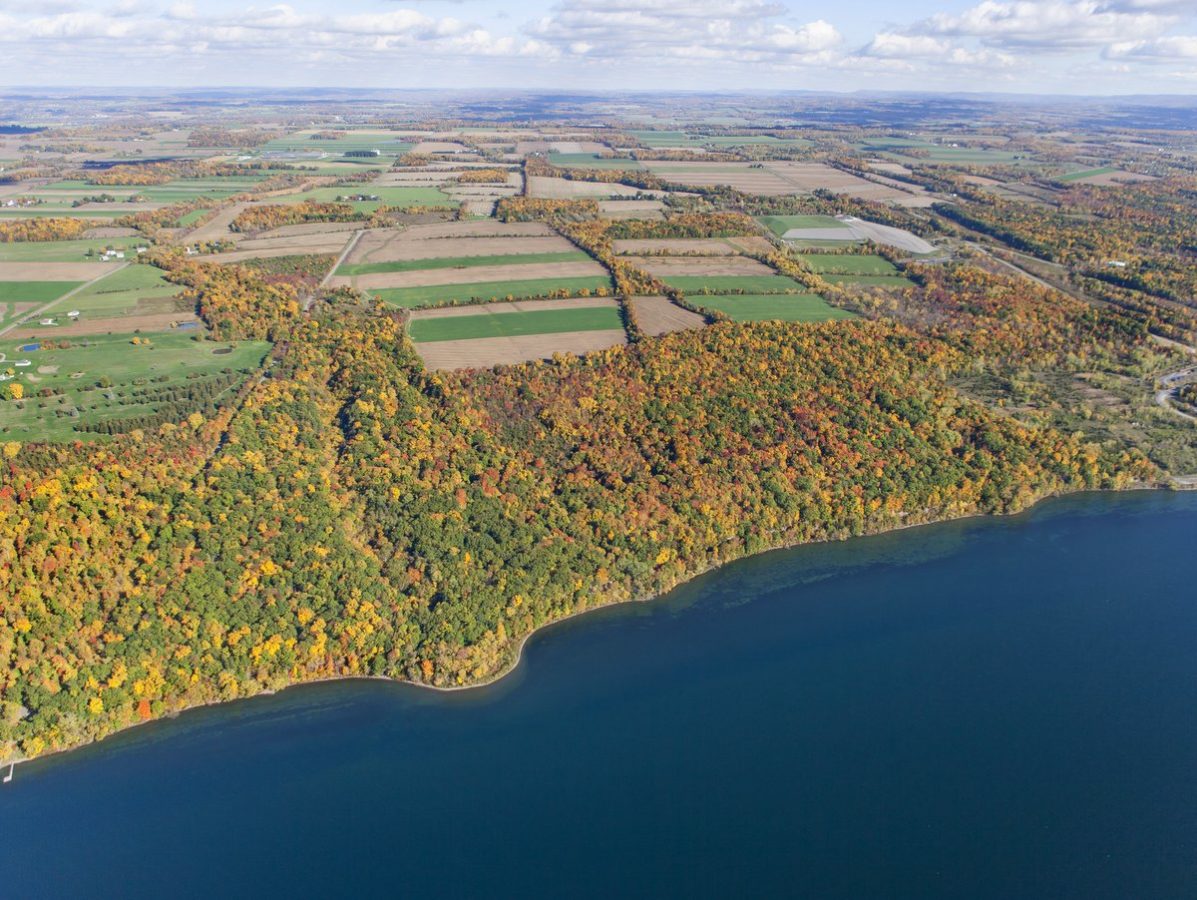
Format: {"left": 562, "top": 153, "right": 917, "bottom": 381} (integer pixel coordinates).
{"left": 4, "top": 491, "right": 1196, "bottom": 898}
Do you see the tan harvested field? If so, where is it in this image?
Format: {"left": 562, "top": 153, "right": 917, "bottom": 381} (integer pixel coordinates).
{"left": 515, "top": 141, "right": 552, "bottom": 155}
{"left": 346, "top": 228, "right": 570, "bottom": 266}
{"left": 8, "top": 311, "right": 199, "bottom": 340}
{"left": 0, "top": 262, "right": 115, "bottom": 280}
{"left": 205, "top": 230, "right": 353, "bottom": 260}
{"left": 869, "top": 161, "right": 915, "bottom": 176}
{"left": 598, "top": 199, "right": 665, "bottom": 219}
{"left": 528, "top": 176, "right": 651, "bottom": 199}
{"left": 765, "top": 162, "right": 932, "bottom": 206}
{"left": 612, "top": 236, "right": 773, "bottom": 256}
{"left": 254, "top": 221, "right": 363, "bottom": 240}
{"left": 727, "top": 236, "right": 775, "bottom": 254}
{"left": 410, "top": 297, "right": 617, "bottom": 320}
{"left": 628, "top": 295, "right": 707, "bottom": 336}
{"left": 643, "top": 161, "right": 796, "bottom": 195}
{"left": 416, "top": 329, "right": 627, "bottom": 371}
{"left": 83, "top": 226, "right": 141, "bottom": 239}
{"left": 549, "top": 141, "right": 609, "bottom": 154}
{"left": 401, "top": 220, "right": 555, "bottom": 240}
{"left": 613, "top": 238, "right": 741, "bottom": 256}
{"left": 626, "top": 256, "right": 774, "bottom": 277}
{"left": 189, "top": 202, "right": 251, "bottom": 242}
{"left": 642, "top": 160, "right": 932, "bottom": 205}
{"left": 1069, "top": 170, "right": 1157, "bottom": 186}
{"left": 337, "top": 259, "right": 606, "bottom": 291}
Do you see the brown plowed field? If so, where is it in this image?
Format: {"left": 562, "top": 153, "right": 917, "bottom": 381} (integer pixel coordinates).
{"left": 628, "top": 295, "right": 707, "bottom": 336}
{"left": 612, "top": 239, "right": 740, "bottom": 256}
{"left": 0, "top": 262, "right": 115, "bottom": 281}
{"left": 337, "top": 259, "right": 606, "bottom": 291}
{"left": 347, "top": 230, "right": 575, "bottom": 264}
{"left": 625, "top": 256, "right": 774, "bottom": 277}
{"left": 409, "top": 297, "right": 617, "bottom": 321}
{"left": 415, "top": 329, "right": 627, "bottom": 371}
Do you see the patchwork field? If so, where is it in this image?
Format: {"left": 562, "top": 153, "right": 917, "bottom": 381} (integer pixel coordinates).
{"left": 548, "top": 153, "right": 643, "bottom": 170}
{"left": 0, "top": 331, "right": 270, "bottom": 441}
{"left": 267, "top": 186, "right": 456, "bottom": 212}
{"left": 1058, "top": 167, "right": 1157, "bottom": 186}
{"left": 333, "top": 221, "right": 611, "bottom": 308}
{"left": 613, "top": 237, "right": 773, "bottom": 256}
{"left": 408, "top": 297, "right": 627, "bottom": 370}
{"left": 642, "top": 161, "right": 932, "bottom": 205}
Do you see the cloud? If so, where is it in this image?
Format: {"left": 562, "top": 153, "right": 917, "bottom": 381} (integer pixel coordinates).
{"left": 911, "top": 0, "right": 1178, "bottom": 50}
{"left": 1105, "top": 34, "right": 1197, "bottom": 57}
{"left": 526, "top": 0, "right": 841, "bottom": 65}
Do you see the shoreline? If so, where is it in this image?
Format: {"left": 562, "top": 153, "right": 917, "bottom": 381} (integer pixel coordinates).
{"left": 3, "top": 482, "right": 1180, "bottom": 776}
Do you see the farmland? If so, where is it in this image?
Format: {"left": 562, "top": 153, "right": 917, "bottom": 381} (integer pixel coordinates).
{"left": 796, "top": 254, "right": 899, "bottom": 275}
{"left": 267, "top": 185, "right": 456, "bottom": 212}
{"left": 372, "top": 276, "right": 611, "bottom": 308}
{"left": 409, "top": 303, "right": 623, "bottom": 343}
{"left": 408, "top": 298, "right": 628, "bottom": 370}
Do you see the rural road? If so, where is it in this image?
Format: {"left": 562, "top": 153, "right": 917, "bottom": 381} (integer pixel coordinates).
{"left": 305, "top": 229, "right": 364, "bottom": 311}
{"left": 0, "top": 262, "right": 128, "bottom": 339}
{"left": 1154, "top": 364, "right": 1197, "bottom": 422}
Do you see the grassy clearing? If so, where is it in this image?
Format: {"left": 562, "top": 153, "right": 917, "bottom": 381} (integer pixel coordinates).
{"left": 177, "top": 207, "right": 213, "bottom": 226}
{"left": 797, "top": 254, "right": 898, "bottom": 275}
{"left": 260, "top": 131, "right": 413, "bottom": 157}
{"left": 58, "top": 265, "right": 184, "bottom": 316}
{"left": 549, "top": 153, "right": 643, "bottom": 170}
{"left": 410, "top": 306, "right": 623, "bottom": 343}
{"left": 0, "top": 331, "right": 270, "bottom": 441}
{"left": 373, "top": 275, "right": 612, "bottom": 308}
{"left": 0, "top": 239, "right": 145, "bottom": 263}
{"left": 270, "top": 186, "right": 455, "bottom": 212}
{"left": 665, "top": 275, "right": 807, "bottom": 295}
{"left": 339, "top": 251, "right": 589, "bottom": 277}
{"left": 1058, "top": 166, "right": 1117, "bottom": 182}
{"left": 759, "top": 214, "right": 847, "bottom": 237}
{"left": 0, "top": 282, "right": 82, "bottom": 305}
{"left": 690, "top": 294, "right": 854, "bottom": 323}
{"left": 822, "top": 274, "right": 915, "bottom": 289}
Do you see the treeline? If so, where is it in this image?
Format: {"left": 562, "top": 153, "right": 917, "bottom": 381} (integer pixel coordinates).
{"left": 0, "top": 218, "right": 92, "bottom": 242}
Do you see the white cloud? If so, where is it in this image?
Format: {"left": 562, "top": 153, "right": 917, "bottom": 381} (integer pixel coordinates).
{"left": 914, "top": 0, "right": 1178, "bottom": 50}
{"left": 526, "top": 0, "right": 841, "bottom": 66}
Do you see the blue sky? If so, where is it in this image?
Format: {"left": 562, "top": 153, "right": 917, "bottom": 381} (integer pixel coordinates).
{"left": 0, "top": 0, "right": 1194, "bottom": 94}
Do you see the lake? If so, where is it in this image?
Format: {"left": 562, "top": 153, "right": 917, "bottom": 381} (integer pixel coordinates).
{"left": 4, "top": 491, "right": 1196, "bottom": 898}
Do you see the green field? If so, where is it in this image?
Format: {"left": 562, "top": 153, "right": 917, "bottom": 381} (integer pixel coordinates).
{"left": 270, "top": 185, "right": 455, "bottom": 212}
{"left": 0, "top": 331, "right": 270, "bottom": 441}
{"left": 340, "top": 251, "right": 589, "bottom": 277}
{"left": 177, "top": 207, "right": 213, "bottom": 226}
{"left": 797, "top": 254, "right": 898, "bottom": 275}
{"left": 260, "top": 131, "right": 413, "bottom": 158}
{"left": 373, "top": 275, "right": 612, "bottom": 309}
{"left": 410, "top": 305, "right": 624, "bottom": 343}
{"left": 0, "top": 281, "right": 82, "bottom": 305}
{"left": 548, "top": 153, "right": 643, "bottom": 170}
{"left": 822, "top": 274, "right": 915, "bottom": 289}
{"left": 1058, "top": 166, "right": 1117, "bottom": 182}
{"left": 633, "top": 131, "right": 809, "bottom": 149}
{"left": 691, "top": 294, "right": 854, "bottom": 323}
{"left": 664, "top": 275, "right": 807, "bottom": 295}
{"left": 57, "top": 265, "right": 184, "bottom": 316}
{"left": 759, "top": 215, "right": 848, "bottom": 237}
{"left": 0, "top": 239, "right": 146, "bottom": 262}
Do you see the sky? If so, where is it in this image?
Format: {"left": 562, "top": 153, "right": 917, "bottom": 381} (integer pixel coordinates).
{"left": 0, "top": 0, "right": 1195, "bottom": 94}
